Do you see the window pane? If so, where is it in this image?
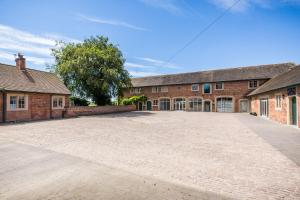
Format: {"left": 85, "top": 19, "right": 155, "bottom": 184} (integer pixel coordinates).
{"left": 203, "top": 84, "right": 211, "bottom": 94}
{"left": 53, "top": 98, "right": 58, "bottom": 107}
{"left": 18, "top": 96, "right": 25, "bottom": 108}
{"left": 216, "top": 82, "right": 223, "bottom": 89}
{"left": 10, "top": 96, "right": 17, "bottom": 110}
{"left": 58, "top": 98, "right": 63, "bottom": 107}
{"left": 191, "top": 84, "right": 199, "bottom": 91}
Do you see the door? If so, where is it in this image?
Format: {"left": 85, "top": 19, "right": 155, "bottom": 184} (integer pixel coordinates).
{"left": 291, "top": 96, "right": 297, "bottom": 125}
{"left": 146, "top": 101, "right": 152, "bottom": 111}
{"left": 137, "top": 102, "right": 143, "bottom": 111}
{"left": 159, "top": 98, "right": 170, "bottom": 111}
{"left": 260, "top": 98, "right": 269, "bottom": 117}
{"left": 174, "top": 98, "right": 185, "bottom": 111}
{"left": 240, "top": 100, "right": 249, "bottom": 112}
{"left": 204, "top": 101, "right": 211, "bottom": 112}
{"left": 217, "top": 97, "right": 233, "bottom": 112}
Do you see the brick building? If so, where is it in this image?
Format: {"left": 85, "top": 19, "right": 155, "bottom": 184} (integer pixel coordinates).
{"left": 0, "top": 54, "right": 71, "bottom": 123}
{"left": 123, "top": 63, "right": 297, "bottom": 115}
{"left": 249, "top": 66, "right": 300, "bottom": 128}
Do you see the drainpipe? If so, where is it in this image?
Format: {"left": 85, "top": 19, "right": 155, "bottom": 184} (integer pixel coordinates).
{"left": 50, "top": 94, "right": 53, "bottom": 119}
{"left": 1, "top": 89, "right": 6, "bottom": 123}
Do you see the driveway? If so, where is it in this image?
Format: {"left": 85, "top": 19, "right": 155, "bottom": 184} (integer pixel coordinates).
{"left": 0, "top": 112, "right": 300, "bottom": 200}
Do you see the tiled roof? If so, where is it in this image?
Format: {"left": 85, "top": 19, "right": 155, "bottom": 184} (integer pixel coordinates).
{"left": 248, "top": 65, "right": 300, "bottom": 96}
{"left": 131, "top": 63, "right": 296, "bottom": 87}
{"left": 0, "top": 63, "right": 71, "bottom": 95}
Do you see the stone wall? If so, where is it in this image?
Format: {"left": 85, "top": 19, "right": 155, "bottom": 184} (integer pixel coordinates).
{"left": 65, "top": 105, "right": 136, "bottom": 117}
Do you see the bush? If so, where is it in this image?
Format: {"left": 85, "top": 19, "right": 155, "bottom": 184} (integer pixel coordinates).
{"left": 121, "top": 95, "right": 147, "bottom": 105}
{"left": 70, "top": 96, "right": 89, "bottom": 106}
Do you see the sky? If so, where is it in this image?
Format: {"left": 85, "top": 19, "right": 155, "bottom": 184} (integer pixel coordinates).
{"left": 0, "top": 0, "right": 300, "bottom": 77}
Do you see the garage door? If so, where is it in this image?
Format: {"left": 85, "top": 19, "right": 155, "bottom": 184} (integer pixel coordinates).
{"left": 217, "top": 97, "right": 233, "bottom": 112}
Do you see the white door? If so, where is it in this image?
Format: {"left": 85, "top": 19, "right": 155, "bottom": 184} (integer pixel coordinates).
{"left": 217, "top": 98, "right": 233, "bottom": 112}
{"left": 260, "top": 98, "right": 269, "bottom": 117}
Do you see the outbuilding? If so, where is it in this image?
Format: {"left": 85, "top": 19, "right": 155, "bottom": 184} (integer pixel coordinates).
{"left": 0, "top": 53, "right": 71, "bottom": 123}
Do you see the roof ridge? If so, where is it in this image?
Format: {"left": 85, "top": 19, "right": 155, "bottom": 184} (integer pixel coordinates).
{"left": 0, "top": 62, "right": 53, "bottom": 74}
{"left": 132, "top": 62, "right": 297, "bottom": 80}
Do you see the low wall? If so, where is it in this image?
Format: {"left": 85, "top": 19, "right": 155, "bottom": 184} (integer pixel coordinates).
{"left": 65, "top": 105, "right": 136, "bottom": 117}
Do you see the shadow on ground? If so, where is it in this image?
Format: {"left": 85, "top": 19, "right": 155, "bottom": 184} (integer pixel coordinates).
{"left": 237, "top": 114, "right": 300, "bottom": 167}
{"left": 0, "top": 141, "right": 235, "bottom": 200}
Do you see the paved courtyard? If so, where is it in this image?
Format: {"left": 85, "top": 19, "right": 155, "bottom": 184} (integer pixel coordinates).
{"left": 0, "top": 112, "right": 300, "bottom": 200}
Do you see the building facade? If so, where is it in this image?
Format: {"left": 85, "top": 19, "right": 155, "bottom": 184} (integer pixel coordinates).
{"left": 0, "top": 54, "right": 71, "bottom": 123}
{"left": 249, "top": 66, "right": 300, "bottom": 128}
{"left": 124, "top": 63, "right": 295, "bottom": 114}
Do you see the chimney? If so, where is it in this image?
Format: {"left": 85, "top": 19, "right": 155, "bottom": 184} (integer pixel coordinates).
{"left": 15, "top": 53, "right": 26, "bottom": 71}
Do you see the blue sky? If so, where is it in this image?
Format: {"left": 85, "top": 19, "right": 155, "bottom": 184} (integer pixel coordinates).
{"left": 0, "top": 0, "right": 300, "bottom": 77}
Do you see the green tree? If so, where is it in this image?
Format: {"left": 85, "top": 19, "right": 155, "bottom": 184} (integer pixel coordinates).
{"left": 51, "top": 36, "right": 131, "bottom": 105}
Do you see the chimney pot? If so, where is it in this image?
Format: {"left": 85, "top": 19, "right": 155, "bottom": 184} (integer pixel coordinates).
{"left": 15, "top": 53, "right": 26, "bottom": 71}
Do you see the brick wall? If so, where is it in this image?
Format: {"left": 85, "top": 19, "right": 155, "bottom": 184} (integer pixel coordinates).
{"left": 2, "top": 92, "right": 70, "bottom": 123}
{"left": 250, "top": 86, "right": 300, "bottom": 127}
{"left": 0, "top": 92, "right": 3, "bottom": 122}
{"left": 298, "top": 85, "right": 300, "bottom": 128}
{"left": 124, "top": 80, "right": 266, "bottom": 112}
{"left": 65, "top": 105, "right": 136, "bottom": 117}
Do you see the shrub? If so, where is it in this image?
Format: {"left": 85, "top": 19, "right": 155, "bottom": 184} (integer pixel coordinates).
{"left": 70, "top": 96, "right": 89, "bottom": 106}
{"left": 121, "top": 95, "right": 147, "bottom": 105}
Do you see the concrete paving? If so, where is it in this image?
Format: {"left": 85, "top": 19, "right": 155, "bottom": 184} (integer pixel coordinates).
{"left": 0, "top": 112, "right": 300, "bottom": 200}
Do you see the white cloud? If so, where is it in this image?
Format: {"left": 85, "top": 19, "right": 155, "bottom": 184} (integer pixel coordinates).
{"left": 124, "top": 62, "right": 153, "bottom": 69}
{"left": 135, "top": 57, "right": 180, "bottom": 69}
{"left": 0, "top": 24, "right": 80, "bottom": 68}
{"left": 77, "top": 14, "right": 148, "bottom": 31}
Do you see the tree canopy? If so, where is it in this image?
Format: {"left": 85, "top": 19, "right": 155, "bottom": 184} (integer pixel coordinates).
{"left": 51, "top": 36, "right": 131, "bottom": 105}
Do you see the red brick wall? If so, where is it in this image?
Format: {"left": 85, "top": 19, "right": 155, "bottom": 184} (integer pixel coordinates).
{"left": 251, "top": 86, "right": 300, "bottom": 127}
{"left": 3, "top": 92, "right": 70, "bottom": 123}
{"left": 124, "top": 80, "right": 267, "bottom": 112}
{"left": 298, "top": 85, "right": 300, "bottom": 128}
{"left": 65, "top": 105, "right": 135, "bottom": 117}
{"left": 0, "top": 92, "right": 3, "bottom": 122}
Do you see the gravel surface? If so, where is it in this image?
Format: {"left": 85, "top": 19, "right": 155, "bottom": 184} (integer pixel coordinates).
{"left": 0, "top": 111, "right": 300, "bottom": 199}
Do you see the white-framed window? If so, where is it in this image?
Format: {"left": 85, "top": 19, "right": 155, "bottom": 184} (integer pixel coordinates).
{"left": 203, "top": 83, "right": 212, "bottom": 94}
{"left": 161, "top": 86, "right": 168, "bottom": 93}
{"left": 153, "top": 99, "right": 158, "bottom": 106}
{"left": 152, "top": 86, "right": 168, "bottom": 93}
{"left": 215, "top": 82, "right": 224, "bottom": 90}
{"left": 249, "top": 80, "right": 259, "bottom": 89}
{"left": 52, "top": 96, "right": 65, "bottom": 109}
{"left": 7, "top": 94, "right": 28, "bottom": 111}
{"left": 191, "top": 84, "right": 199, "bottom": 91}
{"left": 275, "top": 94, "right": 282, "bottom": 110}
{"left": 130, "top": 88, "right": 142, "bottom": 94}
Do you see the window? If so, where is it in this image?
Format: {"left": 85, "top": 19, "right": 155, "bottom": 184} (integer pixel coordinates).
{"left": 191, "top": 84, "right": 199, "bottom": 91}
{"left": 153, "top": 100, "right": 158, "bottom": 106}
{"left": 8, "top": 95, "right": 27, "bottom": 111}
{"left": 161, "top": 86, "right": 168, "bottom": 93}
{"left": 215, "top": 82, "right": 224, "bottom": 90}
{"left": 249, "top": 80, "right": 258, "bottom": 89}
{"left": 52, "top": 96, "right": 65, "bottom": 109}
{"left": 130, "top": 88, "right": 142, "bottom": 94}
{"left": 189, "top": 98, "right": 202, "bottom": 112}
{"left": 152, "top": 87, "right": 168, "bottom": 93}
{"left": 203, "top": 83, "right": 211, "bottom": 94}
{"left": 275, "top": 94, "right": 282, "bottom": 110}
{"left": 159, "top": 98, "right": 170, "bottom": 111}
{"left": 10, "top": 96, "right": 17, "bottom": 110}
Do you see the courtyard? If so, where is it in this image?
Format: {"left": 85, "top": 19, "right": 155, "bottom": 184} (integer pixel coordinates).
{"left": 0, "top": 112, "right": 300, "bottom": 199}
